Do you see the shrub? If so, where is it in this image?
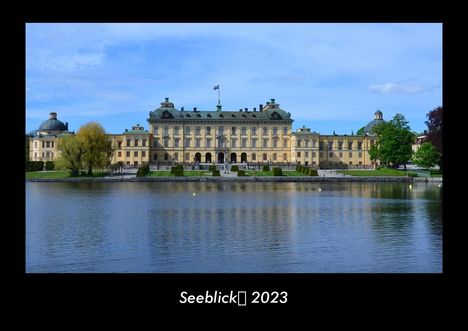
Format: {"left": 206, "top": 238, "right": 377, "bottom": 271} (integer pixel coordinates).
{"left": 296, "top": 164, "right": 300, "bottom": 172}
{"left": 301, "top": 166, "right": 308, "bottom": 174}
{"left": 136, "top": 162, "right": 150, "bottom": 177}
{"left": 26, "top": 161, "right": 44, "bottom": 172}
{"left": 272, "top": 167, "right": 283, "bottom": 176}
{"left": 262, "top": 165, "right": 270, "bottom": 171}
{"left": 44, "top": 161, "right": 55, "bottom": 171}
{"left": 308, "top": 169, "right": 318, "bottom": 176}
{"left": 231, "top": 165, "right": 239, "bottom": 172}
{"left": 237, "top": 170, "right": 246, "bottom": 176}
{"left": 209, "top": 165, "right": 216, "bottom": 171}
{"left": 406, "top": 172, "right": 418, "bottom": 177}
{"left": 174, "top": 169, "right": 184, "bottom": 176}
{"left": 212, "top": 170, "right": 221, "bottom": 176}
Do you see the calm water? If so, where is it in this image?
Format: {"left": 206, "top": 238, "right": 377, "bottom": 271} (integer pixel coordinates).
{"left": 26, "top": 182, "right": 442, "bottom": 273}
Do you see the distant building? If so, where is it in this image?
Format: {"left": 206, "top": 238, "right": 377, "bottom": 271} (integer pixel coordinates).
{"left": 412, "top": 133, "right": 427, "bottom": 152}
{"left": 29, "top": 98, "right": 383, "bottom": 168}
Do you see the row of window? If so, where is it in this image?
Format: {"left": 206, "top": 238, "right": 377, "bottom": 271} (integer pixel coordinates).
{"left": 117, "top": 151, "right": 147, "bottom": 158}
{"left": 303, "top": 141, "right": 365, "bottom": 150}
{"left": 296, "top": 152, "right": 363, "bottom": 158}
{"left": 34, "top": 152, "right": 54, "bottom": 158}
{"left": 154, "top": 138, "right": 289, "bottom": 148}
{"left": 117, "top": 139, "right": 147, "bottom": 148}
{"left": 154, "top": 126, "right": 289, "bottom": 136}
{"left": 33, "top": 141, "right": 55, "bottom": 149}
{"left": 153, "top": 153, "right": 289, "bottom": 162}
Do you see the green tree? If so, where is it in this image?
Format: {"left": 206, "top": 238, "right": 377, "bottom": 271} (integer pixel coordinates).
{"left": 412, "top": 142, "right": 441, "bottom": 169}
{"left": 56, "top": 135, "right": 84, "bottom": 176}
{"left": 356, "top": 126, "right": 365, "bottom": 135}
{"left": 78, "top": 122, "right": 113, "bottom": 175}
{"left": 368, "top": 114, "right": 415, "bottom": 169}
{"left": 425, "top": 106, "right": 442, "bottom": 170}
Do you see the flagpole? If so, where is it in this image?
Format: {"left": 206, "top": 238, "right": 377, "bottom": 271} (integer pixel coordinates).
{"left": 218, "top": 87, "right": 220, "bottom": 106}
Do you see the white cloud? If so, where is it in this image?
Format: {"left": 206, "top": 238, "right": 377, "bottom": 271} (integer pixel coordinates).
{"left": 369, "top": 83, "right": 427, "bottom": 94}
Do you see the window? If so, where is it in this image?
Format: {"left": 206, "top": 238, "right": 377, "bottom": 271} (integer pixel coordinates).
{"left": 305, "top": 152, "right": 309, "bottom": 158}
{"left": 206, "top": 126, "right": 211, "bottom": 135}
{"left": 329, "top": 152, "right": 333, "bottom": 158}
{"left": 359, "top": 161, "right": 362, "bottom": 165}
{"left": 34, "top": 141, "right": 37, "bottom": 148}
{"left": 349, "top": 152, "right": 352, "bottom": 157}
{"left": 263, "top": 127, "right": 268, "bottom": 135}
{"left": 164, "top": 154, "right": 168, "bottom": 160}
{"left": 273, "top": 153, "right": 277, "bottom": 161}
{"left": 134, "top": 151, "right": 138, "bottom": 157}
{"left": 174, "top": 153, "right": 178, "bottom": 161}
{"left": 338, "top": 141, "right": 343, "bottom": 150}
{"left": 126, "top": 151, "right": 130, "bottom": 157}
{"left": 185, "top": 138, "right": 191, "bottom": 148}
{"left": 185, "top": 126, "right": 190, "bottom": 134}
{"left": 42, "top": 141, "right": 45, "bottom": 148}
{"left": 297, "top": 140, "right": 301, "bottom": 147}
{"left": 242, "top": 139, "right": 247, "bottom": 148}
{"left": 283, "top": 153, "right": 287, "bottom": 161}
{"left": 231, "top": 139, "right": 236, "bottom": 148}
{"left": 127, "top": 139, "right": 131, "bottom": 147}
{"left": 174, "top": 139, "right": 179, "bottom": 148}
{"left": 283, "top": 127, "right": 288, "bottom": 135}
{"left": 349, "top": 161, "right": 353, "bottom": 165}
{"left": 142, "top": 151, "right": 146, "bottom": 157}
{"left": 51, "top": 142, "right": 54, "bottom": 148}
{"left": 305, "top": 140, "right": 309, "bottom": 148}
{"left": 174, "top": 127, "right": 179, "bottom": 135}
{"left": 196, "top": 139, "right": 201, "bottom": 148}
{"left": 134, "top": 140, "right": 139, "bottom": 147}
{"left": 126, "top": 161, "right": 130, "bottom": 165}
{"left": 328, "top": 142, "right": 333, "bottom": 150}
{"left": 231, "top": 127, "right": 236, "bottom": 135}
{"left": 251, "top": 153, "right": 256, "bottom": 161}
{"left": 46, "top": 152, "right": 49, "bottom": 158}
{"left": 185, "top": 153, "right": 190, "bottom": 161}
{"left": 251, "top": 139, "right": 257, "bottom": 148}
{"left": 195, "top": 127, "right": 201, "bottom": 135}
{"left": 251, "top": 127, "right": 257, "bottom": 136}
{"left": 297, "top": 152, "right": 301, "bottom": 157}
{"left": 348, "top": 141, "right": 353, "bottom": 150}
{"left": 283, "top": 139, "right": 288, "bottom": 148}
{"left": 163, "top": 139, "right": 169, "bottom": 148}
{"left": 241, "top": 127, "right": 247, "bottom": 135}
{"left": 339, "top": 152, "right": 343, "bottom": 158}
{"left": 34, "top": 152, "right": 37, "bottom": 158}
{"left": 118, "top": 141, "right": 122, "bottom": 148}
{"left": 312, "top": 140, "right": 317, "bottom": 148}
{"left": 46, "top": 141, "right": 50, "bottom": 148}
{"left": 218, "top": 126, "right": 224, "bottom": 135}
{"left": 134, "top": 161, "right": 138, "bottom": 166}
{"left": 358, "top": 142, "right": 363, "bottom": 150}
{"left": 42, "top": 152, "right": 45, "bottom": 157}
{"left": 263, "top": 138, "right": 268, "bottom": 148}
{"left": 312, "top": 151, "right": 316, "bottom": 158}
{"left": 118, "top": 152, "right": 121, "bottom": 157}
{"left": 320, "top": 152, "right": 323, "bottom": 158}
{"left": 163, "top": 126, "right": 169, "bottom": 135}
{"left": 206, "top": 139, "right": 211, "bottom": 148}
{"left": 50, "top": 152, "right": 54, "bottom": 158}
{"left": 154, "top": 127, "right": 158, "bottom": 135}
{"left": 263, "top": 153, "right": 268, "bottom": 161}
{"left": 142, "top": 140, "right": 147, "bottom": 147}
{"left": 153, "top": 138, "right": 159, "bottom": 147}
{"left": 273, "top": 127, "right": 278, "bottom": 135}
{"left": 153, "top": 153, "right": 158, "bottom": 160}
{"left": 273, "top": 139, "right": 278, "bottom": 148}
{"left": 359, "top": 152, "right": 363, "bottom": 158}
{"left": 319, "top": 142, "right": 324, "bottom": 150}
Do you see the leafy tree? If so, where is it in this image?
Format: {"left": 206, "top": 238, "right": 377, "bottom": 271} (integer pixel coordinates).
{"left": 369, "top": 114, "right": 415, "bottom": 169}
{"left": 77, "top": 122, "right": 113, "bottom": 175}
{"left": 425, "top": 107, "right": 442, "bottom": 169}
{"left": 412, "top": 142, "right": 441, "bottom": 169}
{"left": 356, "top": 126, "right": 365, "bottom": 135}
{"left": 57, "top": 135, "right": 84, "bottom": 176}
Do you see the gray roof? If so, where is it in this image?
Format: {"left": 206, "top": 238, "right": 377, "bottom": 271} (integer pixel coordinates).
{"left": 363, "top": 119, "right": 386, "bottom": 135}
{"left": 38, "top": 119, "right": 67, "bottom": 131}
{"left": 148, "top": 106, "right": 292, "bottom": 122}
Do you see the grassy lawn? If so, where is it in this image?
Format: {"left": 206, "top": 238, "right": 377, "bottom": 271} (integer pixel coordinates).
{"left": 338, "top": 168, "right": 417, "bottom": 177}
{"left": 26, "top": 171, "right": 110, "bottom": 179}
{"left": 242, "top": 170, "right": 305, "bottom": 176}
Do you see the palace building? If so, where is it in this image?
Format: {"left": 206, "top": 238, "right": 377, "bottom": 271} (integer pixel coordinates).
{"left": 28, "top": 98, "right": 383, "bottom": 168}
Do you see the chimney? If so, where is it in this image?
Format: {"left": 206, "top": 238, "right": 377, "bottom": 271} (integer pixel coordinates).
{"left": 259, "top": 104, "right": 263, "bottom": 112}
{"left": 244, "top": 108, "right": 248, "bottom": 112}
{"left": 253, "top": 107, "right": 256, "bottom": 112}
{"left": 216, "top": 105, "right": 222, "bottom": 112}
{"left": 181, "top": 107, "right": 184, "bottom": 111}
{"left": 49, "top": 112, "right": 57, "bottom": 120}
{"left": 165, "top": 97, "right": 169, "bottom": 102}
{"left": 266, "top": 102, "right": 270, "bottom": 105}
{"left": 193, "top": 107, "right": 197, "bottom": 112}
{"left": 65, "top": 122, "right": 68, "bottom": 130}
{"left": 271, "top": 98, "right": 275, "bottom": 104}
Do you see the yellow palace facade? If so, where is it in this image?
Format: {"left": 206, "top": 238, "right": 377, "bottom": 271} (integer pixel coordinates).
{"left": 29, "top": 98, "right": 383, "bottom": 168}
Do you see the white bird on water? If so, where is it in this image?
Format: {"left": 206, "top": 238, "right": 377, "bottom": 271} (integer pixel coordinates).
{"left": 318, "top": 188, "right": 322, "bottom": 192}
{"left": 192, "top": 192, "right": 197, "bottom": 196}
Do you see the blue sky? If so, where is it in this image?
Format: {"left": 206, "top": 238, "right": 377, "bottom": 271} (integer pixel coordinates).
{"left": 26, "top": 23, "right": 442, "bottom": 135}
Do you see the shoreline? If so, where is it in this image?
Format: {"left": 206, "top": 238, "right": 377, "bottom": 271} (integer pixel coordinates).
{"left": 26, "top": 176, "right": 442, "bottom": 183}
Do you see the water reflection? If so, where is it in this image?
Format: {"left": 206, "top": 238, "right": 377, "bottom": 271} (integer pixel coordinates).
{"left": 26, "top": 182, "right": 442, "bottom": 273}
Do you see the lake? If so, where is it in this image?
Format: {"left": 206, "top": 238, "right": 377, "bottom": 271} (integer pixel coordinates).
{"left": 26, "top": 181, "right": 442, "bottom": 273}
